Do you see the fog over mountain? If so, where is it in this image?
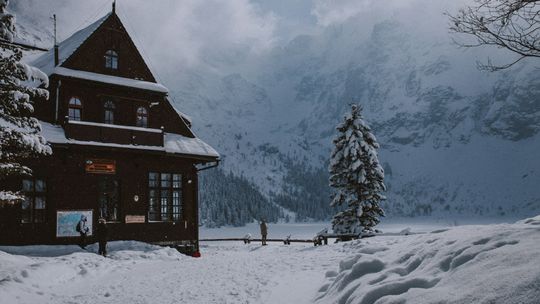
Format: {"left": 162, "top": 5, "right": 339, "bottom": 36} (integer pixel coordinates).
{"left": 16, "top": 0, "right": 540, "bottom": 222}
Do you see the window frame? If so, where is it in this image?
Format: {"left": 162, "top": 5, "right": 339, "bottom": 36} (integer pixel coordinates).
{"left": 68, "top": 97, "right": 83, "bottom": 121}
{"left": 136, "top": 106, "right": 149, "bottom": 128}
{"left": 148, "top": 172, "right": 182, "bottom": 222}
{"left": 105, "top": 50, "right": 119, "bottom": 70}
{"left": 21, "top": 178, "right": 47, "bottom": 224}
{"left": 103, "top": 100, "right": 115, "bottom": 124}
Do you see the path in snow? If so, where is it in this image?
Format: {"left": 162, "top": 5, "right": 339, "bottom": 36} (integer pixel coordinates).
{"left": 0, "top": 240, "right": 350, "bottom": 304}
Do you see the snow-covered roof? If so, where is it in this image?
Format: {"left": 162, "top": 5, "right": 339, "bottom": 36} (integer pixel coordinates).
{"left": 164, "top": 133, "right": 219, "bottom": 158}
{"left": 52, "top": 67, "right": 168, "bottom": 93}
{"left": 167, "top": 97, "right": 192, "bottom": 124}
{"left": 31, "top": 13, "right": 169, "bottom": 95}
{"left": 32, "top": 14, "right": 110, "bottom": 75}
{"left": 69, "top": 120, "right": 163, "bottom": 133}
{"left": 40, "top": 121, "right": 219, "bottom": 159}
{"left": 175, "top": 108, "right": 192, "bottom": 124}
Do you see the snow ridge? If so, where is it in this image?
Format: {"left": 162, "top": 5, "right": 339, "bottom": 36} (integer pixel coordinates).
{"left": 316, "top": 217, "right": 540, "bottom": 304}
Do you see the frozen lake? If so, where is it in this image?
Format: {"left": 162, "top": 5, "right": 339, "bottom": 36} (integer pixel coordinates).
{"left": 200, "top": 217, "right": 522, "bottom": 240}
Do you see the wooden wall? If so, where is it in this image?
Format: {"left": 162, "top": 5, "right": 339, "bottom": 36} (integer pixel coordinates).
{"left": 0, "top": 146, "right": 200, "bottom": 245}
{"left": 35, "top": 77, "right": 193, "bottom": 138}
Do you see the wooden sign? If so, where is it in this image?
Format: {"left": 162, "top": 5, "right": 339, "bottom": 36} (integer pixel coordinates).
{"left": 125, "top": 215, "right": 145, "bottom": 224}
{"left": 85, "top": 159, "right": 116, "bottom": 174}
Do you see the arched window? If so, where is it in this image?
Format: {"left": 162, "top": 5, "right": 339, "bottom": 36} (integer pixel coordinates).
{"left": 136, "top": 106, "right": 148, "bottom": 128}
{"left": 105, "top": 50, "right": 118, "bottom": 70}
{"left": 104, "top": 101, "right": 115, "bottom": 124}
{"left": 68, "top": 97, "right": 82, "bottom": 121}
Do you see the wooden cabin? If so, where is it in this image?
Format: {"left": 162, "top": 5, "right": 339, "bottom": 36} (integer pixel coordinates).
{"left": 0, "top": 8, "right": 219, "bottom": 253}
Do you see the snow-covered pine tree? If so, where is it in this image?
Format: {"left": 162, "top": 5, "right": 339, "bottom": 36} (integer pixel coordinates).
{"left": 0, "top": 0, "right": 50, "bottom": 205}
{"left": 329, "top": 104, "right": 385, "bottom": 234}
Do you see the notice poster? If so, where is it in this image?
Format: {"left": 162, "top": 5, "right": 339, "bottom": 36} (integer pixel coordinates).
{"left": 56, "top": 210, "right": 93, "bottom": 237}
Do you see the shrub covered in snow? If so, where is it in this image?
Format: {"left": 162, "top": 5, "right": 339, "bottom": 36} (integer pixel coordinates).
{"left": 329, "top": 104, "right": 385, "bottom": 234}
{"left": 0, "top": 0, "right": 50, "bottom": 205}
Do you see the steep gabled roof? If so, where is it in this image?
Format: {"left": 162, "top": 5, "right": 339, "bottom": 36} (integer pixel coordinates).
{"left": 31, "top": 11, "right": 218, "bottom": 160}
{"left": 32, "top": 14, "right": 110, "bottom": 75}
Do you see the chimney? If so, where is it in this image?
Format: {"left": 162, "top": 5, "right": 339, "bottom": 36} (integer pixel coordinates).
{"left": 54, "top": 45, "right": 59, "bottom": 66}
{"left": 53, "top": 14, "right": 59, "bottom": 66}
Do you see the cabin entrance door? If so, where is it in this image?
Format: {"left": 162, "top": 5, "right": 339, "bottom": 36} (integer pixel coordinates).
{"left": 98, "top": 177, "right": 120, "bottom": 222}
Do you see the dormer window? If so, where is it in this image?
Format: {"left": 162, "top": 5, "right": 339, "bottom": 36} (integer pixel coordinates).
{"left": 68, "top": 97, "right": 82, "bottom": 121}
{"left": 104, "top": 101, "right": 115, "bottom": 124}
{"left": 105, "top": 50, "right": 118, "bottom": 70}
{"left": 136, "top": 106, "right": 148, "bottom": 128}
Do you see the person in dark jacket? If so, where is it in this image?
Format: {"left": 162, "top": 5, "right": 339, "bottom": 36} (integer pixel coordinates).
{"left": 96, "top": 218, "right": 108, "bottom": 257}
{"left": 260, "top": 219, "right": 268, "bottom": 246}
{"left": 76, "top": 215, "right": 89, "bottom": 249}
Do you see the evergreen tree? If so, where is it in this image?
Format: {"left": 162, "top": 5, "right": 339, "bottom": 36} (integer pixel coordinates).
{"left": 329, "top": 104, "right": 385, "bottom": 234}
{"left": 272, "top": 158, "right": 335, "bottom": 222}
{"left": 199, "top": 168, "right": 281, "bottom": 227}
{"left": 0, "top": 0, "right": 50, "bottom": 205}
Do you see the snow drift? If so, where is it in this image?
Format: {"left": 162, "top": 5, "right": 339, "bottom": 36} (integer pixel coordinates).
{"left": 316, "top": 216, "right": 540, "bottom": 304}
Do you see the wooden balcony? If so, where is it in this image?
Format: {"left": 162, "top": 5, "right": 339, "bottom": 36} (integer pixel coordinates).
{"left": 64, "top": 120, "right": 164, "bottom": 147}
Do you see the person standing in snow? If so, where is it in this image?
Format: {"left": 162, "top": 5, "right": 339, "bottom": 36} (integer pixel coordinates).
{"left": 260, "top": 219, "right": 268, "bottom": 246}
{"left": 76, "top": 215, "right": 89, "bottom": 249}
{"left": 96, "top": 218, "right": 108, "bottom": 257}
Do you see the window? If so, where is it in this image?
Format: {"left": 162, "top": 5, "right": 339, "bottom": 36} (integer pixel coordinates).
{"left": 21, "top": 179, "right": 47, "bottom": 223}
{"left": 136, "top": 106, "right": 148, "bottom": 128}
{"left": 104, "top": 100, "right": 115, "bottom": 124}
{"left": 68, "top": 97, "right": 82, "bottom": 121}
{"left": 105, "top": 50, "right": 118, "bottom": 70}
{"left": 148, "top": 172, "right": 182, "bottom": 221}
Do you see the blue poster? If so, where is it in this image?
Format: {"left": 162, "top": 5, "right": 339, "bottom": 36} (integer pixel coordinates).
{"left": 56, "top": 210, "right": 93, "bottom": 237}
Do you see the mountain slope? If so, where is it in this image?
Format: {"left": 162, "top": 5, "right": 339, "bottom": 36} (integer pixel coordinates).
{"left": 168, "top": 13, "right": 540, "bottom": 219}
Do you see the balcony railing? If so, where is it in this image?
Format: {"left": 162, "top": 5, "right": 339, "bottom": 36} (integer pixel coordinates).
{"left": 64, "top": 120, "right": 164, "bottom": 147}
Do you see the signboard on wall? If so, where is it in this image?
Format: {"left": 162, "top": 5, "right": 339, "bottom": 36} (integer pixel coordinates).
{"left": 56, "top": 210, "right": 93, "bottom": 237}
{"left": 85, "top": 159, "right": 116, "bottom": 174}
{"left": 125, "top": 215, "right": 145, "bottom": 223}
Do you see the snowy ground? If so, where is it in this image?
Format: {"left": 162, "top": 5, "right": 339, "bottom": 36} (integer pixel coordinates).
{"left": 1, "top": 217, "right": 539, "bottom": 304}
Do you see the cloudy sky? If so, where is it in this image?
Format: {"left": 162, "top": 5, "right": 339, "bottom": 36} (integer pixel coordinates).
{"left": 15, "top": 0, "right": 474, "bottom": 76}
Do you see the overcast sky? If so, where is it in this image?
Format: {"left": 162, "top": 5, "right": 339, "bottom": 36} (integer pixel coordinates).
{"left": 15, "top": 0, "right": 472, "bottom": 75}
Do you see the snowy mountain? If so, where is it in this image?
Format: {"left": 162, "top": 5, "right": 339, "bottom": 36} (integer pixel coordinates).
{"left": 166, "top": 13, "right": 540, "bottom": 220}
{"left": 15, "top": 1, "right": 540, "bottom": 223}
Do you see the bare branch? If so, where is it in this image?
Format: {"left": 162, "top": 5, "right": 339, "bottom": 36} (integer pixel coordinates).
{"left": 447, "top": 0, "right": 540, "bottom": 71}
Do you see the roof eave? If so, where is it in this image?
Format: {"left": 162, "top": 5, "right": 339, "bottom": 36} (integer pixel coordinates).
{"left": 48, "top": 141, "right": 219, "bottom": 162}
{"left": 51, "top": 72, "right": 168, "bottom": 95}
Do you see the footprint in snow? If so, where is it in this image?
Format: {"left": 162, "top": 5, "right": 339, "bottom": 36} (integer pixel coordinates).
{"left": 430, "top": 229, "right": 449, "bottom": 234}
{"left": 472, "top": 238, "right": 491, "bottom": 245}
{"left": 78, "top": 266, "right": 88, "bottom": 275}
{"left": 426, "top": 238, "right": 438, "bottom": 244}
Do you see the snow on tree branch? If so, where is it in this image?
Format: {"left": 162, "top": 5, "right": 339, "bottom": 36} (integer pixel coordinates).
{"left": 0, "top": 0, "right": 50, "bottom": 206}
{"left": 329, "top": 104, "right": 385, "bottom": 234}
